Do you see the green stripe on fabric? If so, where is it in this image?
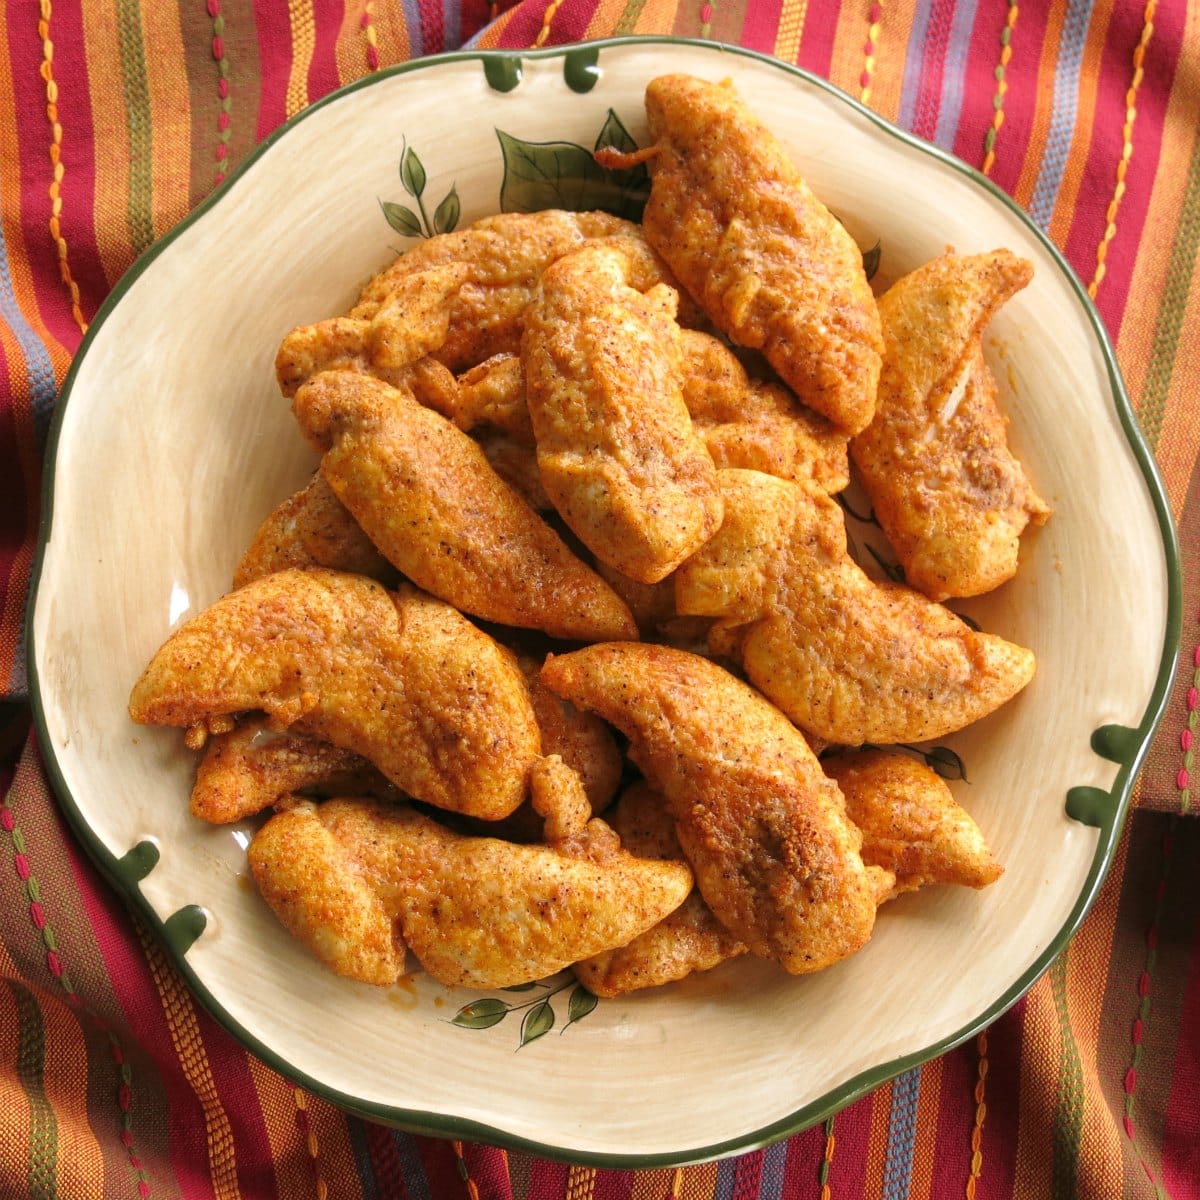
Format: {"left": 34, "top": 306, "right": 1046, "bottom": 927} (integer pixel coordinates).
{"left": 113, "top": 0, "right": 156, "bottom": 255}
{"left": 1050, "top": 953, "right": 1086, "bottom": 1200}
{"left": 614, "top": 1, "right": 650, "bottom": 36}
{"left": 8, "top": 979, "right": 59, "bottom": 1199}
{"left": 1135, "top": 129, "right": 1200, "bottom": 451}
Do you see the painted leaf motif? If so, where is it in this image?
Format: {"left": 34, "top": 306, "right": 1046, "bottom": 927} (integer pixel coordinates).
{"left": 924, "top": 745, "right": 968, "bottom": 783}
{"left": 519, "top": 998, "right": 555, "bottom": 1046}
{"left": 565, "top": 984, "right": 598, "bottom": 1028}
{"left": 862, "top": 241, "right": 882, "bottom": 281}
{"left": 381, "top": 201, "right": 423, "bottom": 238}
{"left": 400, "top": 144, "right": 427, "bottom": 198}
{"left": 452, "top": 997, "right": 510, "bottom": 1029}
{"left": 434, "top": 186, "right": 461, "bottom": 235}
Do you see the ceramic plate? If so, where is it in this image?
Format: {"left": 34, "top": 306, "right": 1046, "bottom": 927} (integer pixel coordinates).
{"left": 29, "top": 38, "right": 1181, "bottom": 1165}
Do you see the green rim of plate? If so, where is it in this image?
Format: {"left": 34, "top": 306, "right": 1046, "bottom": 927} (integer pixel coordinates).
{"left": 27, "top": 36, "right": 1184, "bottom": 1169}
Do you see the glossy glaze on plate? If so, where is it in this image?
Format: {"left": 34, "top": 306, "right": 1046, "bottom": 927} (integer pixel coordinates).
{"left": 28, "top": 38, "right": 1180, "bottom": 1166}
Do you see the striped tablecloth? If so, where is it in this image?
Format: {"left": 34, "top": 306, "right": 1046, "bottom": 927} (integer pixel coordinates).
{"left": 1, "top": 1, "right": 1197, "bottom": 1196}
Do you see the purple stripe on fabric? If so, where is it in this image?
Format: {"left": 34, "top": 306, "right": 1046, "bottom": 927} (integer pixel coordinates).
{"left": 400, "top": 0, "right": 425, "bottom": 56}
{"left": 932, "top": 0, "right": 983, "bottom": 151}
{"left": 897, "top": 0, "right": 937, "bottom": 132}
{"left": 1028, "top": 0, "right": 1095, "bottom": 228}
{"left": 760, "top": 1137, "right": 790, "bottom": 1200}
{"left": 444, "top": 0, "right": 463, "bottom": 48}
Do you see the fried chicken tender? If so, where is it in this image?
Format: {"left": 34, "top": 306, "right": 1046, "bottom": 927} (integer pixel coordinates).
{"left": 540, "top": 642, "right": 878, "bottom": 974}
{"left": 248, "top": 798, "right": 694, "bottom": 989}
{"left": 851, "top": 250, "right": 1051, "bottom": 601}
{"left": 522, "top": 241, "right": 723, "bottom": 584}
{"left": 573, "top": 782, "right": 747, "bottom": 997}
{"left": 824, "top": 749, "right": 1004, "bottom": 896}
{"left": 597, "top": 75, "right": 883, "bottom": 435}
{"left": 191, "top": 717, "right": 395, "bottom": 824}
{"left": 677, "top": 470, "right": 1036, "bottom": 744}
{"left": 129, "top": 569, "right": 541, "bottom": 819}
{"left": 233, "top": 472, "right": 393, "bottom": 588}
{"left": 292, "top": 370, "right": 637, "bottom": 642}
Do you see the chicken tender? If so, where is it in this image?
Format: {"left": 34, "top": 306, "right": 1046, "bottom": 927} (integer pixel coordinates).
{"left": 573, "top": 782, "right": 746, "bottom": 997}
{"left": 824, "top": 749, "right": 1003, "bottom": 896}
{"left": 523, "top": 241, "right": 723, "bottom": 584}
{"left": 129, "top": 569, "right": 541, "bottom": 819}
{"left": 678, "top": 470, "right": 1036, "bottom": 744}
{"left": 540, "top": 642, "right": 877, "bottom": 974}
{"left": 249, "top": 798, "right": 694, "bottom": 989}
{"left": 851, "top": 250, "right": 1051, "bottom": 600}
{"left": 292, "top": 370, "right": 637, "bottom": 642}
{"left": 598, "top": 75, "right": 883, "bottom": 435}
{"left": 233, "top": 472, "right": 393, "bottom": 588}
{"left": 191, "top": 717, "right": 395, "bottom": 824}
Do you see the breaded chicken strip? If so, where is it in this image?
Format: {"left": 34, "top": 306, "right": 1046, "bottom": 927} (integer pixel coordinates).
{"left": 233, "top": 472, "right": 392, "bottom": 589}
{"left": 248, "top": 798, "right": 694, "bottom": 989}
{"left": 129, "top": 569, "right": 541, "bottom": 819}
{"left": 824, "top": 750, "right": 1003, "bottom": 897}
{"left": 523, "top": 242, "right": 723, "bottom": 584}
{"left": 274, "top": 212, "right": 694, "bottom": 395}
{"left": 573, "top": 782, "right": 747, "bottom": 997}
{"left": 191, "top": 717, "right": 396, "bottom": 824}
{"left": 851, "top": 250, "right": 1051, "bottom": 601}
{"left": 677, "top": 470, "right": 1036, "bottom": 744}
{"left": 292, "top": 370, "right": 637, "bottom": 642}
{"left": 540, "top": 642, "right": 878, "bottom": 974}
{"left": 597, "top": 75, "right": 883, "bottom": 435}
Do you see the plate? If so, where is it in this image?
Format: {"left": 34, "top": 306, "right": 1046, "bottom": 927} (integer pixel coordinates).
{"left": 28, "top": 38, "right": 1181, "bottom": 1166}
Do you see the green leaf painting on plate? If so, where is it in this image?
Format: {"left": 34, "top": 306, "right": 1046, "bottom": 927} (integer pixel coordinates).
{"left": 380, "top": 139, "right": 461, "bottom": 239}
{"left": 450, "top": 975, "right": 600, "bottom": 1049}
{"left": 497, "top": 109, "right": 649, "bottom": 221}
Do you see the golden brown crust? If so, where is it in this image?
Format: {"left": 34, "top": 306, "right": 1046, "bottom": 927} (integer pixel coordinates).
{"left": 292, "top": 370, "right": 638, "bottom": 641}
{"left": 851, "top": 250, "right": 1051, "bottom": 601}
{"left": 522, "top": 241, "right": 723, "bottom": 584}
{"left": 540, "top": 643, "right": 877, "bottom": 975}
{"left": 613, "top": 74, "right": 883, "bottom": 435}
{"left": 129, "top": 569, "right": 541, "bottom": 819}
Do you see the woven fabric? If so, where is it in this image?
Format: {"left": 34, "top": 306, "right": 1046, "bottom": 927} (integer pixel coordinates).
{"left": 0, "top": 0, "right": 1197, "bottom": 1196}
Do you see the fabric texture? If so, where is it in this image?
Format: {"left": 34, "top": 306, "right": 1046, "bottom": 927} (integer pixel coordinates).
{"left": 1, "top": 0, "right": 1198, "bottom": 1195}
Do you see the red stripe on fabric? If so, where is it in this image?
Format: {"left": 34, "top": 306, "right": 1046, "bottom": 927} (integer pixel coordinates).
{"left": 36, "top": 0, "right": 105, "bottom": 328}
{"left": 910, "top": 0, "right": 957, "bottom": 142}
{"left": 925, "top": 1044, "right": 979, "bottom": 1190}
{"left": 6, "top": 10, "right": 84, "bottom": 360}
{"left": 781, "top": 1122, "right": 830, "bottom": 1194}
{"left": 983, "top": 0, "right": 1054, "bottom": 199}
{"left": 363, "top": 1122, "right": 412, "bottom": 1200}
{"left": 972, "top": 1002, "right": 1024, "bottom": 1200}
{"left": 460, "top": 0, "right": 496, "bottom": 43}
{"left": 796, "top": 3, "right": 837, "bottom": 80}
{"left": 414, "top": 1135, "right": 473, "bottom": 1198}
{"left": 1161, "top": 915, "right": 1200, "bottom": 1196}
{"left": 740, "top": 0, "right": 785, "bottom": 53}
{"left": 949, "top": 0, "right": 1010, "bottom": 172}
{"left": 417, "top": 0, "right": 446, "bottom": 55}
{"left": 305, "top": 1, "right": 345, "bottom": 111}
{"left": 460, "top": 1144, "right": 513, "bottom": 1200}
{"left": 524, "top": 1154, "right": 570, "bottom": 1194}
{"left": 251, "top": 0, "right": 293, "bottom": 141}
{"left": 1091, "top": 0, "right": 1186, "bottom": 334}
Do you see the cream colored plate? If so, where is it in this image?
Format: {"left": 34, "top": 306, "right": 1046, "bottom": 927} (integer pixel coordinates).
{"left": 29, "top": 38, "right": 1180, "bottom": 1165}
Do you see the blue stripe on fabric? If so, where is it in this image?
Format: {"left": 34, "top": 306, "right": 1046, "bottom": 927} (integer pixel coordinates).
{"left": 759, "top": 1138, "right": 790, "bottom": 1200}
{"left": 0, "top": 198, "right": 60, "bottom": 448}
{"left": 444, "top": 0, "right": 463, "bottom": 50}
{"left": 897, "top": 0, "right": 937, "bottom": 132}
{"left": 390, "top": 1130, "right": 433, "bottom": 1200}
{"left": 400, "top": 0, "right": 424, "bottom": 57}
{"left": 932, "top": 0, "right": 983, "bottom": 152}
{"left": 713, "top": 1152, "right": 739, "bottom": 1200}
{"left": 1027, "top": 0, "right": 1096, "bottom": 229}
{"left": 881, "top": 1067, "right": 922, "bottom": 1200}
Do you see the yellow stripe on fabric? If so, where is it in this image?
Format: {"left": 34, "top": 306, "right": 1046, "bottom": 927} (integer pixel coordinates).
{"left": 40, "top": 993, "right": 105, "bottom": 1200}
{"left": 630, "top": 1168, "right": 686, "bottom": 1200}
{"left": 81, "top": 0, "right": 135, "bottom": 287}
{"left": 137, "top": 925, "right": 242, "bottom": 1200}
{"left": 285, "top": 0, "right": 318, "bottom": 119}
{"left": 774, "top": 0, "right": 808, "bottom": 62}
{"left": 0, "top": 983, "right": 34, "bottom": 1176}
{"left": 565, "top": 1163, "right": 597, "bottom": 1200}
{"left": 1046, "top": 0, "right": 1116, "bottom": 250}
{"left": 966, "top": 1032, "right": 990, "bottom": 1199}
{"left": 141, "top": 0, "right": 191, "bottom": 241}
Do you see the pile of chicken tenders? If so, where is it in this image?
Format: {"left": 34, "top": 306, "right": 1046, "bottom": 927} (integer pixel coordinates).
{"left": 129, "top": 74, "right": 1050, "bottom": 998}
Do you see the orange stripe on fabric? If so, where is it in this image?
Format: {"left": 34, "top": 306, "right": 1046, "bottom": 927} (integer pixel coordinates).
{"left": 908, "top": 1058, "right": 943, "bottom": 1200}
{"left": 363, "top": 0, "right": 411, "bottom": 72}
{"left": 39, "top": 994, "right": 105, "bottom": 1200}
{"left": 285, "top": 0, "right": 318, "bottom": 118}
{"left": 80, "top": 0, "right": 135, "bottom": 288}
{"left": 136, "top": 927, "right": 241, "bottom": 1199}
{"left": 861, "top": 1081, "right": 891, "bottom": 1193}
{"left": 584, "top": 0, "right": 641, "bottom": 38}
{"left": 635, "top": 0, "right": 687, "bottom": 34}
{"left": 565, "top": 1162, "right": 596, "bottom": 1199}
{"left": 773, "top": 0, "right": 808, "bottom": 62}
{"left": 1046, "top": 0, "right": 1116, "bottom": 249}
{"left": 966, "top": 1031, "right": 990, "bottom": 1199}
{"left": 140, "top": 0, "right": 191, "bottom": 240}
{"left": 1012, "top": 977, "right": 1064, "bottom": 1196}
{"left": 37, "top": 0, "right": 87, "bottom": 334}
{"left": 1012, "top": 2, "right": 1070, "bottom": 212}
{"left": 334, "top": 1, "right": 370, "bottom": 85}
{"left": 1148, "top": 296, "right": 1200, "bottom": 524}
{"left": 1088, "top": 0, "right": 1157, "bottom": 297}
{"left": 630, "top": 1167, "right": 685, "bottom": 1200}
{"left": 0, "top": 984, "right": 35, "bottom": 1182}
